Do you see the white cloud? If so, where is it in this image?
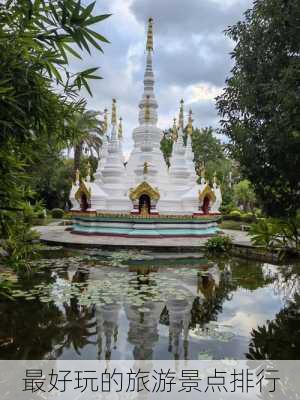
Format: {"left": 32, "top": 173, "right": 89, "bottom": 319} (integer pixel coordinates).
{"left": 191, "top": 84, "right": 223, "bottom": 102}
{"left": 74, "top": 0, "right": 254, "bottom": 151}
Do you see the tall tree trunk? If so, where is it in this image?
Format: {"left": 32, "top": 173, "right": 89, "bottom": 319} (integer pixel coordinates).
{"left": 74, "top": 141, "right": 83, "bottom": 179}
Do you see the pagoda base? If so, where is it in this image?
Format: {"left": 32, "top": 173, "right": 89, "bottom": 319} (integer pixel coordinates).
{"left": 69, "top": 213, "right": 221, "bottom": 238}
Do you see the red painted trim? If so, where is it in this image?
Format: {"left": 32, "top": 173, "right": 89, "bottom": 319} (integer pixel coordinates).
{"left": 193, "top": 212, "right": 221, "bottom": 216}
{"left": 68, "top": 210, "right": 97, "bottom": 217}
{"left": 130, "top": 211, "right": 160, "bottom": 216}
{"left": 71, "top": 211, "right": 220, "bottom": 219}
{"left": 71, "top": 231, "right": 216, "bottom": 239}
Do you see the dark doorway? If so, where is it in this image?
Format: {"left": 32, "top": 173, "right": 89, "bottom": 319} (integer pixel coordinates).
{"left": 139, "top": 194, "right": 151, "bottom": 214}
{"left": 80, "top": 193, "right": 89, "bottom": 211}
{"left": 202, "top": 195, "right": 210, "bottom": 214}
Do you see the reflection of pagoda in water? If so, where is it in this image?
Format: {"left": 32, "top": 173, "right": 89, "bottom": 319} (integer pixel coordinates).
{"left": 96, "top": 302, "right": 120, "bottom": 360}
{"left": 89, "top": 262, "right": 233, "bottom": 360}
{"left": 167, "top": 298, "right": 193, "bottom": 360}
{"left": 197, "top": 264, "right": 221, "bottom": 299}
{"left": 125, "top": 300, "right": 165, "bottom": 360}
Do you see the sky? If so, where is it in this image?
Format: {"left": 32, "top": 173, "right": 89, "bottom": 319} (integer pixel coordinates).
{"left": 72, "top": 0, "right": 253, "bottom": 157}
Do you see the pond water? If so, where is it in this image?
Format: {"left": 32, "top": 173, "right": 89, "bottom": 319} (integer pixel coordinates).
{"left": 0, "top": 249, "right": 299, "bottom": 360}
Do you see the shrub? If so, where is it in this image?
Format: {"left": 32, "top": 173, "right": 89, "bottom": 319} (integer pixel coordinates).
{"left": 51, "top": 208, "right": 64, "bottom": 219}
{"left": 241, "top": 213, "right": 256, "bottom": 223}
{"left": 254, "top": 208, "right": 263, "bottom": 218}
{"left": 250, "top": 216, "right": 300, "bottom": 253}
{"left": 220, "top": 202, "right": 236, "bottom": 215}
{"left": 22, "top": 201, "right": 45, "bottom": 224}
{"left": 249, "top": 219, "right": 282, "bottom": 248}
{"left": 219, "top": 220, "right": 243, "bottom": 230}
{"left": 228, "top": 210, "right": 242, "bottom": 221}
{"left": 36, "top": 210, "right": 46, "bottom": 219}
{"left": 205, "top": 235, "right": 233, "bottom": 253}
{"left": 4, "top": 221, "right": 41, "bottom": 270}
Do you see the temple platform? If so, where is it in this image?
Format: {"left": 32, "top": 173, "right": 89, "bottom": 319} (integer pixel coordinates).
{"left": 35, "top": 223, "right": 251, "bottom": 252}
{"left": 36, "top": 225, "right": 209, "bottom": 251}
{"left": 69, "top": 213, "right": 221, "bottom": 238}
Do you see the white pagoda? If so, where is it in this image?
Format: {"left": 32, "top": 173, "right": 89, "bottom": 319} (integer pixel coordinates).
{"left": 69, "top": 18, "right": 222, "bottom": 237}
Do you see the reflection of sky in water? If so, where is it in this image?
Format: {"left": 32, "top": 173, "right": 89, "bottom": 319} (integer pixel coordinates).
{"left": 219, "top": 286, "right": 283, "bottom": 337}
{"left": 1, "top": 254, "right": 299, "bottom": 360}
{"left": 262, "top": 263, "right": 300, "bottom": 304}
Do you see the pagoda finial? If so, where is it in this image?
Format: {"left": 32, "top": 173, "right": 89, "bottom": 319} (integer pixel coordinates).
{"left": 103, "top": 108, "right": 108, "bottom": 133}
{"left": 138, "top": 17, "right": 157, "bottom": 126}
{"left": 143, "top": 161, "right": 149, "bottom": 175}
{"left": 172, "top": 117, "right": 178, "bottom": 142}
{"left": 146, "top": 17, "right": 154, "bottom": 52}
{"left": 111, "top": 98, "right": 117, "bottom": 125}
{"left": 118, "top": 117, "right": 123, "bottom": 139}
{"left": 144, "top": 95, "right": 151, "bottom": 122}
{"left": 187, "top": 109, "right": 193, "bottom": 135}
{"left": 178, "top": 99, "right": 184, "bottom": 129}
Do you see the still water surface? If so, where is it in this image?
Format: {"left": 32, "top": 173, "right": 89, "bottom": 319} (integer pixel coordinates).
{"left": 0, "top": 250, "right": 299, "bottom": 360}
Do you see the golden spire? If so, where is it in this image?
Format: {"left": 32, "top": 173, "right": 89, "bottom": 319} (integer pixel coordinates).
{"left": 103, "top": 108, "right": 108, "bottom": 133}
{"left": 143, "top": 161, "right": 149, "bottom": 175}
{"left": 111, "top": 98, "right": 117, "bottom": 125}
{"left": 118, "top": 117, "right": 123, "bottom": 139}
{"left": 172, "top": 117, "right": 178, "bottom": 142}
{"left": 144, "top": 95, "right": 151, "bottom": 122}
{"left": 187, "top": 109, "right": 193, "bottom": 136}
{"left": 146, "top": 17, "right": 154, "bottom": 51}
{"left": 178, "top": 99, "right": 184, "bottom": 129}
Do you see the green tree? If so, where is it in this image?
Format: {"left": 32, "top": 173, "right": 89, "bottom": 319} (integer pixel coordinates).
{"left": 29, "top": 143, "right": 99, "bottom": 210}
{"left": 189, "top": 127, "right": 235, "bottom": 191}
{"left": 29, "top": 153, "right": 73, "bottom": 210}
{"left": 0, "top": 0, "right": 110, "bottom": 266}
{"left": 190, "top": 127, "right": 224, "bottom": 170}
{"left": 216, "top": 0, "right": 300, "bottom": 217}
{"left": 160, "top": 130, "right": 173, "bottom": 167}
{"left": 68, "top": 110, "right": 103, "bottom": 174}
{"left": 233, "top": 179, "right": 256, "bottom": 211}
{"left": 247, "top": 294, "right": 300, "bottom": 359}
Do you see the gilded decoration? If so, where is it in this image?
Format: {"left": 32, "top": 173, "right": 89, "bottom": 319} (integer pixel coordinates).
{"left": 75, "top": 181, "right": 92, "bottom": 202}
{"left": 129, "top": 181, "right": 160, "bottom": 201}
{"left": 143, "top": 161, "right": 149, "bottom": 175}
{"left": 140, "top": 204, "right": 149, "bottom": 217}
{"left": 178, "top": 99, "right": 184, "bottom": 129}
{"left": 146, "top": 18, "right": 154, "bottom": 51}
{"left": 187, "top": 109, "right": 193, "bottom": 135}
{"left": 199, "top": 184, "right": 216, "bottom": 204}
{"left": 172, "top": 118, "right": 178, "bottom": 142}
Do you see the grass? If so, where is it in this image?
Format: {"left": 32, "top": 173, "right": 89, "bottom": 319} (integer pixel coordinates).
{"left": 32, "top": 217, "right": 55, "bottom": 226}
{"left": 219, "top": 220, "right": 246, "bottom": 230}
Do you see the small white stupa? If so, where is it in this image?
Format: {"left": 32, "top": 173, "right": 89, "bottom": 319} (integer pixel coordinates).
{"left": 69, "top": 18, "right": 222, "bottom": 237}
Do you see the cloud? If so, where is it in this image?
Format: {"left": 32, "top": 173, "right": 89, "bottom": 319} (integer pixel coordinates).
{"left": 155, "top": 36, "right": 233, "bottom": 87}
{"left": 72, "top": 0, "right": 254, "bottom": 151}
{"left": 130, "top": 0, "right": 252, "bottom": 35}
